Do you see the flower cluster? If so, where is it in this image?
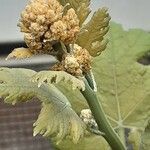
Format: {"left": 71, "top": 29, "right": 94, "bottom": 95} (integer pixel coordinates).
{"left": 17, "top": 0, "right": 92, "bottom": 76}
{"left": 80, "top": 109, "right": 98, "bottom": 129}
{"left": 51, "top": 44, "right": 91, "bottom": 76}
{"left": 18, "top": 0, "right": 80, "bottom": 54}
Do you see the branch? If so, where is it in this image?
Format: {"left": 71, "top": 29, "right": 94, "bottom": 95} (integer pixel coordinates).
{"left": 80, "top": 78, "right": 126, "bottom": 150}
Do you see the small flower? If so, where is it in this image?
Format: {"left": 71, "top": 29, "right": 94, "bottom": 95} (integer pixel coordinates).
{"left": 62, "top": 8, "right": 80, "bottom": 44}
{"left": 50, "top": 8, "right": 80, "bottom": 44}
{"left": 51, "top": 44, "right": 92, "bottom": 76}
{"left": 73, "top": 44, "right": 92, "bottom": 73}
{"left": 80, "top": 109, "right": 98, "bottom": 129}
{"left": 63, "top": 54, "right": 82, "bottom": 76}
{"left": 50, "top": 20, "right": 68, "bottom": 41}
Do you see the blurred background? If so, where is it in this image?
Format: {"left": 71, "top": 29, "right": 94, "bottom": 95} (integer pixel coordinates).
{"left": 0, "top": 0, "right": 150, "bottom": 150}
{"left": 1, "top": 0, "right": 150, "bottom": 44}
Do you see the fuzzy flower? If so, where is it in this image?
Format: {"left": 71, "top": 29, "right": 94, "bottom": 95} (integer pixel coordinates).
{"left": 18, "top": 0, "right": 80, "bottom": 54}
{"left": 73, "top": 44, "right": 92, "bottom": 73}
{"left": 51, "top": 44, "right": 91, "bottom": 76}
{"left": 63, "top": 54, "right": 82, "bottom": 76}
{"left": 51, "top": 8, "right": 80, "bottom": 44}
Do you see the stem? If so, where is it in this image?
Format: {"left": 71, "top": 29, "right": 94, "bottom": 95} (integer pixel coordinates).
{"left": 81, "top": 79, "right": 126, "bottom": 150}
{"left": 85, "top": 72, "right": 95, "bottom": 90}
{"left": 85, "top": 70, "right": 98, "bottom": 92}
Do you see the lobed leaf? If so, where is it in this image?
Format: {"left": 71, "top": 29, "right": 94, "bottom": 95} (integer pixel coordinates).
{"left": 0, "top": 68, "right": 36, "bottom": 104}
{"left": 0, "top": 67, "right": 85, "bottom": 143}
{"left": 77, "top": 8, "right": 111, "bottom": 57}
{"left": 59, "top": 0, "right": 91, "bottom": 26}
{"left": 34, "top": 102, "right": 86, "bottom": 144}
{"left": 31, "top": 71, "right": 85, "bottom": 91}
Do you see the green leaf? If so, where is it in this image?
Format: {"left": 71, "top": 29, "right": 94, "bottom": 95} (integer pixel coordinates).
{"left": 31, "top": 71, "right": 85, "bottom": 91}
{"left": 77, "top": 8, "right": 111, "bottom": 57}
{"left": 0, "top": 67, "right": 36, "bottom": 104}
{"left": 0, "top": 67, "right": 85, "bottom": 143}
{"left": 59, "top": 0, "right": 91, "bottom": 26}
{"left": 56, "top": 23, "right": 150, "bottom": 149}
{"left": 58, "top": 83, "right": 88, "bottom": 114}
{"left": 94, "top": 23, "right": 150, "bottom": 130}
{"left": 34, "top": 101, "right": 86, "bottom": 144}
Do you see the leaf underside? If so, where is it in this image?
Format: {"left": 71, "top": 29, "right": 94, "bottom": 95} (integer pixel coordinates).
{"left": 0, "top": 68, "right": 85, "bottom": 143}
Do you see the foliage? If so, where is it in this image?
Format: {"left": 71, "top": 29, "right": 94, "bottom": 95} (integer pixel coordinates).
{"left": 77, "top": 8, "right": 111, "bottom": 57}
{"left": 1, "top": 22, "right": 150, "bottom": 149}
{"left": 0, "top": 68, "right": 36, "bottom": 104}
{"left": 34, "top": 102, "right": 85, "bottom": 144}
{"left": 0, "top": 0, "right": 111, "bottom": 148}
{"left": 93, "top": 22, "right": 150, "bottom": 130}
{"left": 55, "top": 22, "right": 150, "bottom": 149}
{"left": 0, "top": 11, "right": 150, "bottom": 149}
{"left": 0, "top": 68, "right": 86, "bottom": 143}
{"left": 58, "top": 0, "right": 110, "bottom": 57}
{"left": 31, "top": 71, "right": 85, "bottom": 91}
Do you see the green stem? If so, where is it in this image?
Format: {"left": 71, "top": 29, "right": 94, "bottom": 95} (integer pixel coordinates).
{"left": 81, "top": 79, "right": 126, "bottom": 150}
{"left": 84, "top": 72, "right": 95, "bottom": 90}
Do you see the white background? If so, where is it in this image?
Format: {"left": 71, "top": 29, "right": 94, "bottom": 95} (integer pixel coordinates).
{"left": 0, "top": 0, "right": 150, "bottom": 43}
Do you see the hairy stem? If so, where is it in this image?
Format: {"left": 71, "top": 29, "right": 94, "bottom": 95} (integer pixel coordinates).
{"left": 81, "top": 79, "right": 126, "bottom": 150}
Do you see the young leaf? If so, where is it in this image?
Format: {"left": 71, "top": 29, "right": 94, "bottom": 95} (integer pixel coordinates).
{"left": 77, "top": 8, "right": 111, "bottom": 57}
{"left": 6, "top": 47, "right": 33, "bottom": 60}
{"left": 59, "top": 0, "right": 91, "bottom": 26}
{"left": 31, "top": 71, "right": 85, "bottom": 91}
{"left": 56, "top": 23, "right": 150, "bottom": 149}
{"left": 0, "top": 67, "right": 85, "bottom": 143}
{"left": 34, "top": 102, "right": 86, "bottom": 144}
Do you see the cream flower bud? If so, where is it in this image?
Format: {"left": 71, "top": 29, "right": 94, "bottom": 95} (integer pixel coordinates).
{"left": 51, "top": 44, "right": 91, "bottom": 76}
{"left": 64, "top": 54, "right": 80, "bottom": 69}
{"left": 73, "top": 44, "right": 92, "bottom": 73}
